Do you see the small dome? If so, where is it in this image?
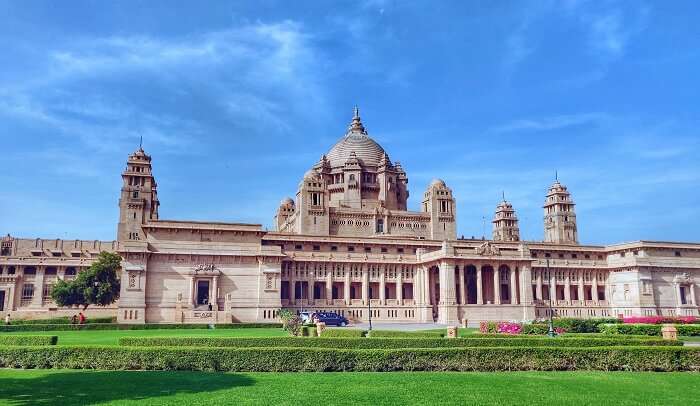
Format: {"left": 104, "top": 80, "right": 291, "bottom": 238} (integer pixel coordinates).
{"left": 304, "top": 169, "right": 319, "bottom": 179}
{"left": 280, "top": 197, "right": 295, "bottom": 207}
{"left": 430, "top": 179, "right": 446, "bottom": 188}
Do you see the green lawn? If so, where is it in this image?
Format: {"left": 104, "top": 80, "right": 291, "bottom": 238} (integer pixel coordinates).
{"left": 0, "top": 328, "right": 286, "bottom": 346}
{"left": 0, "top": 370, "right": 698, "bottom": 405}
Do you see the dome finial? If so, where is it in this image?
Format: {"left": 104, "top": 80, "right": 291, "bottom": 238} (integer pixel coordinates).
{"left": 348, "top": 106, "right": 366, "bottom": 134}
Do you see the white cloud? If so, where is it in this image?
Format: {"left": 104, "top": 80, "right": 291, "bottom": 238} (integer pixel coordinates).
{"left": 491, "top": 113, "right": 606, "bottom": 133}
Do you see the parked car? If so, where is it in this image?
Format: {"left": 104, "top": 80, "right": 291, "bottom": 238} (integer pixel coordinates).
{"left": 311, "top": 312, "right": 349, "bottom": 327}
{"left": 299, "top": 312, "right": 312, "bottom": 325}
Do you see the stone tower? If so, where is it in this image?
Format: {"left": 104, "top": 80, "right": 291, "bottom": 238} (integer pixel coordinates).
{"left": 117, "top": 145, "right": 159, "bottom": 242}
{"left": 295, "top": 169, "right": 329, "bottom": 235}
{"left": 493, "top": 194, "right": 520, "bottom": 242}
{"left": 543, "top": 177, "right": 578, "bottom": 244}
{"left": 275, "top": 197, "right": 296, "bottom": 231}
{"left": 422, "top": 179, "right": 457, "bottom": 240}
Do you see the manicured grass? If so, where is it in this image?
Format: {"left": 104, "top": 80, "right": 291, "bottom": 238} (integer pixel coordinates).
{"left": 0, "top": 370, "right": 698, "bottom": 405}
{"left": 0, "top": 328, "right": 286, "bottom": 346}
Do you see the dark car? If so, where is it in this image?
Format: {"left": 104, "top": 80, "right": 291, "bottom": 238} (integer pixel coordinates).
{"left": 311, "top": 312, "right": 349, "bottom": 327}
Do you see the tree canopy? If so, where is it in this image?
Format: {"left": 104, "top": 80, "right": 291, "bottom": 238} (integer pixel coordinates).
{"left": 51, "top": 251, "right": 122, "bottom": 310}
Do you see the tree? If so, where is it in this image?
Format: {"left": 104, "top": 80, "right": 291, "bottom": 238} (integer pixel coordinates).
{"left": 51, "top": 251, "right": 122, "bottom": 310}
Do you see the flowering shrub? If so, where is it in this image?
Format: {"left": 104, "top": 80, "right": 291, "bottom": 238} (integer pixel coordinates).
{"left": 496, "top": 322, "right": 523, "bottom": 335}
{"left": 622, "top": 316, "right": 698, "bottom": 325}
{"left": 554, "top": 327, "right": 567, "bottom": 335}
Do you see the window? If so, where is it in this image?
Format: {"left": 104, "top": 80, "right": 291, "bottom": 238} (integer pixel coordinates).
{"left": 558, "top": 253, "right": 564, "bottom": 259}
{"left": 597, "top": 255, "right": 603, "bottom": 260}
{"left": 43, "top": 284, "right": 53, "bottom": 300}
{"left": 397, "top": 248, "right": 404, "bottom": 254}
{"left": 23, "top": 267, "right": 36, "bottom": 276}
{"left": 531, "top": 253, "right": 538, "bottom": 258}
{"left": 675, "top": 251, "right": 682, "bottom": 257}
{"left": 376, "top": 219, "right": 384, "bottom": 233}
{"left": 21, "top": 283, "right": 34, "bottom": 303}
{"left": 544, "top": 253, "right": 551, "bottom": 258}
{"left": 572, "top": 254, "right": 577, "bottom": 259}
{"left": 330, "top": 246, "right": 338, "bottom": 252}
{"left": 381, "top": 247, "right": 388, "bottom": 253}
{"left": 65, "top": 267, "right": 77, "bottom": 276}
{"left": 313, "top": 245, "right": 320, "bottom": 251}
{"left": 347, "top": 246, "right": 355, "bottom": 252}
{"left": 620, "top": 252, "right": 626, "bottom": 258}
{"left": 584, "top": 254, "right": 590, "bottom": 259}
{"left": 132, "top": 191, "right": 139, "bottom": 198}
{"left": 71, "top": 252, "right": 81, "bottom": 258}
{"left": 364, "top": 247, "right": 371, "bottom": 253}
{"left": 294, "top": 245, "right": 303, "bottom": 251}
{"left": 7, "top": 266, "right": 15, "bottom": 275}
{"left": 52, "top": 252, "right": 62, "bottom": 257}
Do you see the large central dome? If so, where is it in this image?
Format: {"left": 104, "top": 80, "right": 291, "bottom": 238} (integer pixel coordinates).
{"left": 326, "top": 107, "right": 387, "bottom": 167}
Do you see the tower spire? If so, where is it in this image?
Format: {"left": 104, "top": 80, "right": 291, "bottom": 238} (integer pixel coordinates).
{"left": 502, "top": 190, "right": 505, "bottom": 201}
{"left": 139, "top": 135, "right": 143, "bottom": 150}
{"left": 347, "top": 105, "right": 366, "bottom": 135}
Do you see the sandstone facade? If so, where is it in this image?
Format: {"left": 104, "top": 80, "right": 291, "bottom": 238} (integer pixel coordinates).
{"left": 1, "top": 108, "right": 698, "bottom": 324}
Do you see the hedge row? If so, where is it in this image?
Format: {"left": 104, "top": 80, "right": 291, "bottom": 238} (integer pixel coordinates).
{"left": 600, "top": 324, "right": 700, "bottom": 336}
{"left": 10, "top": 317, "right": 116, "bottom": 325}
{"left": 0, "top": 323, "right": 282, "bottom": 332}
{"left": 321, "top": 329, "right": 366, "bottom": 338}
{"left": 0, "top": 336, "right": 58, "bottom": 346}
{"left": 366, "top": 330, "right": 445, "bottom": 338}
{"left": 117, "top": 336, "right": 681, "bottom": 349}
{"left": 0, "top": 346, "right": 698, "bottom": 371}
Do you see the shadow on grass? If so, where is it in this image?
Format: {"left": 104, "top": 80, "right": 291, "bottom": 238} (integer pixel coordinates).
{"left": 0, "top": 370, "right": 254, "bottom": 405}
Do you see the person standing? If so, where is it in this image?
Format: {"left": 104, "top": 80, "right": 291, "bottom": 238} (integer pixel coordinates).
{"left": 78, "top": 312, "right": 86, "bottom": 325}
{"left": 4, "top": 313, "right": 10, "bottom": 325}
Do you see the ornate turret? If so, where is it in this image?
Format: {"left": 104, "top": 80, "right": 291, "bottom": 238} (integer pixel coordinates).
{"left": 422, "top": 179, "right": 457, "bottom": 240}
{"left": 117, "top": 142, "right": 159, "bottom": 242}
{"left": 347, "top": 106, "right": 367, "bottom": 134}
{"left": 493, "top": 193, "right": 520, "bottom": 242}
{"left": 543, "top": 175, "right": 578, "bottom": 244}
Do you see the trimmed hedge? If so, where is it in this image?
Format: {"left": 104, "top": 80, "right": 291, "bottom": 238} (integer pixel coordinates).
{"left": 0, "top": 336, "right": 58, "bottom": 346}
{"left": 367, "top": 330, "right": 445, "bottom": 338}
{"left": 0, "top": 323, "right": 282, "bottom": 332}
{"left": 321, "top": 329, "right": 366, "bottom": 338}
{"left": 118, "top": 336, "right": 681, "bottom": 349}
{"left": 0, "top": 346, "right": 698, "bottom": 371}
{"left": 600, "top": 324, "right": 700, "bottom": 337}
{"left": 10, "top": 317, "right": 116, "bottom": 325}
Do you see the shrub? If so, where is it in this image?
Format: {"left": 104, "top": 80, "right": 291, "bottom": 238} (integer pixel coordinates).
{"left": 366, "top": 330, "right": 444, "bottom": 338}
{"left": 321, "top": 329, "right": 366, "bottom": 338}
{"left": 0, "top": 336, "right": 58, "bottom": 346}
{"left": 622, "top": 316, "right": 698, "bottom": 325}
{"left": 0, "top": 323, "right": 282, "bottom": 332}
{"left": 301, "top": 326, "right": 316, "bottom": 337}
{"left": 118, "top": 336, "right": 680, "bottom": 349}
{"left": 0, "top": 346, "right": 697, "bottom": 371}
{"left": 600, "top": 324, "right": 700, "bottom": 337}
{"left": 10, "top": 317, "right": 116, "bottom": 325}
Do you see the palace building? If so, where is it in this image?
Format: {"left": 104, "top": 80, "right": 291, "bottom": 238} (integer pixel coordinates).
{"left": 1, "top": 108, "right": 699, "bottom": 324}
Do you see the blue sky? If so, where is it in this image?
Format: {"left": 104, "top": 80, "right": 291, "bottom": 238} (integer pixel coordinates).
{"left": 1, "top": 1, "right": 699, "bottom": 245}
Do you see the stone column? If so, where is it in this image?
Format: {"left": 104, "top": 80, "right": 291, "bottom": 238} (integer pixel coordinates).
{"left": 397, "top": 270, "right": 403, "bottom": 305}
{"left": 476, "top": 266, "right": 483, "bottom": 305}
{"left": 30, "top": 266, "right": 45, "bottom": 307}
{"left": 536, "top": 269, "right": 543, "bottom": 301}
{"left": 520, "top": 266, "right": 533, "bottom": 305}
{"left": 6, "top": 286, "right": 14, "bottom": 311}
{"left": 379, "top": 268, "right": 386, "bottom": 305}
{"left": 212, "top": 276, "right": 219, "bottom": 311}
{"left": 458, "top": 266, "right": 466, "bottom": 305}
{"left": 189, "top": 276, "right": 196, "bottom": 307}
{"left": 691, "top": 284, "right": 697, "bottom": 306}
{"left": 510, "top": 267, "right": 518, "bottom": 304}
{"left": 428, "top": 268, "right": 436, "bottom": 306}
{"left": 577, "top": 270, "right": 584, "bottom": 304}
{"left": 592, "top": 272, "right": 599, "bottom": 302}
{"left": 424, "top": 268, "right": 431, "bottom": 306}
{"left": 438, "top": 262, "right": 458, "bottom": 324}
{"left": 493, "top": 266, "right": 501, "bottom": 305}
{"left": 308, "top": 273, "right": 315, "bottom": 303}
{"left": 564, "top": 272, "right": 571, "bottom": 303}
{"left": 344, "top": 271, "right": 351, "bottom": 305}
{"left": 413, "top": 268, "right": 422, "bottom": 305}
{"left": 326, "top": 270, "right": 333, "bottom": 304}
{"left": 57, "top": 266, "right": 65, "bottom": 281}
{"left": 362, "top": 267, "right": 369, "bottom": 305}
{"left": 549, "top": 271, "right": 556, "bottom": 303}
